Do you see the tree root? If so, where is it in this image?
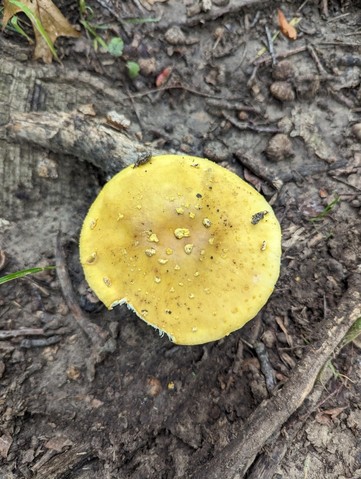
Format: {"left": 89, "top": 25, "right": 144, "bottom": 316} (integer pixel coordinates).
{"left": 190, "top": 273, "right": 361, "bottom": 479}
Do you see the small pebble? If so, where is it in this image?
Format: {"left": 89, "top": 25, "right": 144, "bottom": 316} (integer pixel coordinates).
{"left": 276, "top": 332, "right": 289, "bottom": 344}
{"left": 164, "top": 26, "right": 187, "bottom": 45}
{"left": 262, "top": 330, "right": 276, "bottom": 348}
{"left": 265, "top": 134, "right": 294, "bottom": 162}
{"left": 351, "top": 123, "right": 361, "bottom": 142}
{"left": 36, "top": 158, "right": 58, "bottom": 179}
{"left": 237, "top": 111, "right": 249, "bottom": 121}
{"left": 138, "top": 57, "right": 157, "bottom": 76}
{"left": 146, "top": 377, "right": 162, "bottom": 397}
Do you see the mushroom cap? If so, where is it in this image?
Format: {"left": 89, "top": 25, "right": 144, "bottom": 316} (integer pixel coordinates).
{"left": 79, "top": 155, "right": 281, "bottom": 345}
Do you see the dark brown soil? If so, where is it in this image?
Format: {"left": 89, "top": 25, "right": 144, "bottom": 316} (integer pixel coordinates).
{"left": 0, "top": 1, "right": 361, "bottom": 478}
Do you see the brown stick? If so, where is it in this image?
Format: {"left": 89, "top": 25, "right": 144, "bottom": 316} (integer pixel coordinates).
{"left": 190, "top": 273, "right": 361, "bottom": 479}
{"left": 0, "top": 328, "right": 44, "bottom": 339}
{"left": 55, "top": 232, "right": 107, "bottom": 346}
{"left": 5, "top": 111, "right": 155, "bottom": 176}
{"left": 186, "top": 0, "right": 270, "bottom": 27}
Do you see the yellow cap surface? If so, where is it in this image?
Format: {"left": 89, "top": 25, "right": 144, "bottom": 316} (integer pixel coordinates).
{"left": 79, "top": 155, "right": 281, "bottom": 345}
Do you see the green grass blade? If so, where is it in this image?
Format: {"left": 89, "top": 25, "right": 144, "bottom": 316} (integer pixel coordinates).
{"left": 0, "top": 266, "right": 56, "bottom": 285}
{"left": 309, "top": 195, "right": 340, "bottom": 222}
{"left": 342, "top": 317, "right": 361, "bottom": 347}
{"left": 80, "top": 19, "right": 108, "bottom": 49}
{"left": 10, "top": 15, "right": 33, "bottom": 43}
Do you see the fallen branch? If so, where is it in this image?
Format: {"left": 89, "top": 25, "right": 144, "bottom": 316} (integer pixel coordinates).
{"left": 5, "top": 111, "right": 156, "bottom": 176}
{"left": 190, "top": 273, "right": 361, "bottom": 479}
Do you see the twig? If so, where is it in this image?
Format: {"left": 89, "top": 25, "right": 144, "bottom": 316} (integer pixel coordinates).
{"left": 297, "top": 0, "right": 310, "bottom": 12}
{"left": 250, "top": 11, "right": 261, "bottom": 28}
{"left": 307, "top": 45, "right": 329, "bottom": 76}
{"left": 222, "top": 111, "right": 281, "bottom": 134}
{"left": 247, "top": 65, "right": 259, "bottom": 88}
{"left": 321, "top": 0, "right": 329, "bottom": 17}
{"left": 255, "top": 341, "right": 276, "bottom": 393}
{"left": 20, "top": 336, "right": 61, "bottom": 348}
{"left": 0, "top": 250, "right": 6, "bottom": 271}
{"left": 0, "top": 328, "right": 44, "bottom": 339}
{"left": 265, "top": 25, "right": 277, "bottom": 65}
{"left": 328, "top": 88, "right": 356, "bottom": 109}
{"left": 329, "top": 175, "right": 361, "bottom": 192}
{"left": 126, "top": 82, "right": 240, "bottom": 101}
{"left": 206, "top": 98, "right": 262, "bottom": 114}
{"left": 254, "top": 46, "right": 307, "bottom": 66}
{"left": 55, "top": 231, "right": 107, "bottom": 346}
{"left": 317, "top": 41, "right": 361, "bottom": 47}
{"left": 185, "top": 0, "right": 270, "bottom": 27}
{"left": 236, "top": 151, "right": 349, "bottom": 188}
{"left": 327, "top": 13, "right": 350, "bottom": 23}
{"left": 189, "top": 273, "right": 361, "bottom": 479}
{"left": 125, "top": 84, "right": 144, "bottom": 132}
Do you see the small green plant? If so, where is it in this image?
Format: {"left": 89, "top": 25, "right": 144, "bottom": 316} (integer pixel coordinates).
{"left": 0, "top": 266, "right": 55, "bottom": 285}
{"left": 324, "top": 359, "right": 354, "bottom": 384}
{"left": 310, "top": 195, "right": 340, "bottom": 222}
{"left": 78, "top": 0, "right": 123, "bottom": 55}
{"left": 107, "top": 36, "right": 124, "bottom": 57}
{"left": 78, "top": 0, "right": 139, "bottom": 77}
{"left": 126, "top": 60, "right": 140, "bottom": 79}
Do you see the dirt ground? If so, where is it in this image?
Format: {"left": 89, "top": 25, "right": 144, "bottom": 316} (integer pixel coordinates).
{"left": 0, "top": 0, "right": 361, "bottom": 478}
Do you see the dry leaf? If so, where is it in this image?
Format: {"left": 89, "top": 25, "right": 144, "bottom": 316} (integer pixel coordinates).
{"left": 275, "top": 316, "right": 293, "bottom": 347}
{"left": 315, "top": 411, "right": 332, "bottom": 426}
{"left": 315, "top": 407, "right": 347, "bottom": 425}
{"left": 2, "top": 0, "right": 80, "bottom": 63}
{"left": 322, "top": 406, "right": 347, "bottom": 420}
{"left": 278, "top": 9, "right": 297, "bottom": 40}
{"left": 45, "top": 436, "right": 73, "bottom": 452}
{"left": 0, "top": 433, "right": 13, "bottom": 459}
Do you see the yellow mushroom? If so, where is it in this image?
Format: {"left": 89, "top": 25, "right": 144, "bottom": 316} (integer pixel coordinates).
{"left": 79, "top": 154, "right": 282, "bottom": 345}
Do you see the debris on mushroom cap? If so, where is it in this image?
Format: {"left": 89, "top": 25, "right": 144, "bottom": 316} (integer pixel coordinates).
{"left": 79, "top": 155, "right": 282, "bottom": 346}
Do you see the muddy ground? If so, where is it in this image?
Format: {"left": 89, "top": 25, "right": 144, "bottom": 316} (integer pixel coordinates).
{"left": 0, "top": 0, "right": 361, "bottom": 478}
